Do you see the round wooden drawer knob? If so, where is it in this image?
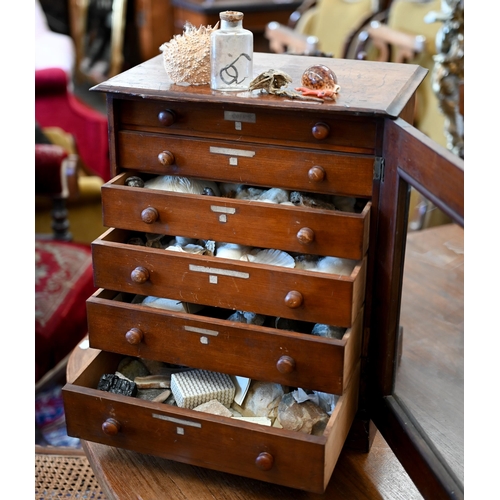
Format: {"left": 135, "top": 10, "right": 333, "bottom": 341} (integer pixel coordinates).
{"left": 158, "top": 151, "right": 175, "bottom": 166}
{"left": 284, "top": 290, "right": 303, "bottom": 309}
{"left": 125, "top": 327, "right": 143, "bottom": 345}
{"left": 297, "top": 227, "right": 314, "bottom": 244}
{"left": 276, "top": 355, "right": 296, "bottom": 374}
{"left": 141, "top": 207, "right": 159, "bottom": 224}
{"left": 311, "top": 122, "right": 330, "bottom": 140}
{"left": 158, "top": 109, "right": 176, "bottom": 127}
{"left": 102, "top": 418, "right": 121, "bottom": 435}
{"left": 308, "top": 165, "right": 325, "bottom": 183}
{"left": 131, "top": 266, "right": 149, "bottom": 284}
{"left": 255, "top": 452, "right": 274, "bottom": 471}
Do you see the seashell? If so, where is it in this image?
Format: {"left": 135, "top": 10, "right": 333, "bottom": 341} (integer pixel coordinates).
{"left": 249, "top": 69, "right": 293, "bottom": 93}
{"left": 290, "top": 191, "right": 336, "bottom": 210}
{"left": 255, "top": 187, "right": 289, "bottom": 204}
{"left": 160, "top": 22, "right": 218, "bottom": 85}
{"left": 315, "top": 256, "right": 356, "bottom": 276}
{"left": 215, "top": 242, "right": 252, "bottom": 260}
{"left": 301, "top": 64, "right": 340, "bottom": 93}
{"left": 226, "top": 310, "right": 266, "bottom": 326}
{"left": 235, "top": 186, "right": 265, "bottom": 200}
{"left": 125, "top": 176, "right": 144, "bottom": 188}
{"left": 242, "top": 248, "right": 295, "bottom": 268}
{"left": 294, "top": 254, "right": 320, "bottom": 271}
{"left": 166, "top": 243, "right": 206, "bottom": 254}
{"left": 144, "top": 175, "right": 220, "bottom": 196}
{"left": 235, "top": 186, "right": 289, "bottom": 204}
{"left": 311, "top": 323, "right": 345, "bottom": 340}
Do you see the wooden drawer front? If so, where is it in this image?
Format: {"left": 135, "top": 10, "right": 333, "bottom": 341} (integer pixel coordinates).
{"left": 87, "top": 289, "right": 363, "bottom": 395}
{"left": 63, "top": 350, "right": 360, "bottom": 493}
{"left": 116, "top": 131, "right": 375, "bottom": 197}
{"left": 92, "top": 229, "right": 367, "bottom": 327}
{"left": 102, "top": 177, "right": 371, "bottom": 261}
{"left": 116, "top": 99, "right": 379, "bottom": 155}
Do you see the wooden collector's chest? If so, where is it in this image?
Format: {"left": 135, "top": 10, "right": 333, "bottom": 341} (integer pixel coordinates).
{"left": 63, "top": 52, "right": 429, "bottom": 493}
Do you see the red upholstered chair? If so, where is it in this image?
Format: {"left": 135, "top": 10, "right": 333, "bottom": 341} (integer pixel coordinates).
{"left": 35, "top": 143, "right": 96, "bottom": 383}
{"left": 35, "top": 67, "right": 110, "bottom": 244}
{"left": 35, "top": 67, "right": 110, "bottom": 181}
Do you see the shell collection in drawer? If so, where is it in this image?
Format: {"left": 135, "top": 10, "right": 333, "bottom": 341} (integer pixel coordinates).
{"left": 101, "top": 172, "right": 371, "bottom": 260}
{"left": 91, "top": 227, "right": 367, "bottom": 327}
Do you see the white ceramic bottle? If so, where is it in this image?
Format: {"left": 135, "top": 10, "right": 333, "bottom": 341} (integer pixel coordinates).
{"left": 210, "top": 11, "right": 253, "bottom": 91}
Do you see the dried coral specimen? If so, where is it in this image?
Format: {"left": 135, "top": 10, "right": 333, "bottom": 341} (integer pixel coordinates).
{"left": 160, "top": 22, "right": 218, "bottom": 85}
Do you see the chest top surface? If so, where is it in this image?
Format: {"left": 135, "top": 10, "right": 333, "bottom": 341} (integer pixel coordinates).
{"left": 93, "top": 52, "right": 426, "bottom": 118}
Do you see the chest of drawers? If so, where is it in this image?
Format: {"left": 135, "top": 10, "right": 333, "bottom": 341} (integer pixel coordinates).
{"left": 63, "top": 52, "right": 426, "bottom": 493}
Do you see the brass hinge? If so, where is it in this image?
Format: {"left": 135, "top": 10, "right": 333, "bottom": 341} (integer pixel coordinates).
{"left": 373, "top": 157, "right": 385, "bottom": 181}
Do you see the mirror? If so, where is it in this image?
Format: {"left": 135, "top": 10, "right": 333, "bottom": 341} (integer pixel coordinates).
{"left": 394, "top": 191, "right": 464, "bottom": 486}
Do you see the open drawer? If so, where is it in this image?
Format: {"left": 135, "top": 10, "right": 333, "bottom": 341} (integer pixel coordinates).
{"left": 63, "top": 349, "right": 360, "bottom": 493}
{"left": 101, "top": 172, "right": 371, "bottom": 260}
{"left": 87, "top": 289, "right": 363, "bottom": 395}
{"left": 91, "top": 228, "right": 367, "bottom": 327}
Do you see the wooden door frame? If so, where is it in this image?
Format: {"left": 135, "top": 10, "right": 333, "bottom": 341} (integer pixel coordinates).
{"left": 368, "top": 117, "right": 464, "bottom": 499}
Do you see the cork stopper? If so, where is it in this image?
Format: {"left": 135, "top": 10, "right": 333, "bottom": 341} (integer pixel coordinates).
{"left": 219, "top": 11, "right": 244, "bottom": 22}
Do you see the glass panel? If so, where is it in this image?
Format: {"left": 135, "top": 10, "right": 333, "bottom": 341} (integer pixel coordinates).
{"left": 394, "top": 200, "right": 464, "bottom": 486}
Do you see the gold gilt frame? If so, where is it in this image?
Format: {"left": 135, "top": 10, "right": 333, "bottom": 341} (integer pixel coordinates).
{"left": 69, "top": 0, "right": 128, "bottom": 83}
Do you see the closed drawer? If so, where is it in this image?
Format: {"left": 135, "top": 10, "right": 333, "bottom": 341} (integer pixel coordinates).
{"left": 63, "top": 349, "right": 359, "bottom": 493}
{"left": 92, "top": 228, "right": 366, "bottom": 327}
{"left": 102, "top": 173, "right": 371, "bottom": 260}
{"left": 87, "top": 289, "right": 363, "bottom": 395}
{"left": 115, "top": 99, "right": 379, "bottom": 155}
{"left": 115, "top": 131, "right": 375, "bottom": 198}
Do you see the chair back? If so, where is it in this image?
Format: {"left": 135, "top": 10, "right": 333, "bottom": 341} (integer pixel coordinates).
{"left": 35, "top": 67, "right": 110, "bottom": 181}
{"left": 295, "top": 0, "right": 380, "bottom": 57}
{"left": 349, "top": 0, "right": 447, "bottom": 147}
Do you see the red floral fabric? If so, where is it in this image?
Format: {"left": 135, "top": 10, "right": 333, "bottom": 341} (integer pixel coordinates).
{"left": 35, "top": 239, "right": 95, "bottom": 381}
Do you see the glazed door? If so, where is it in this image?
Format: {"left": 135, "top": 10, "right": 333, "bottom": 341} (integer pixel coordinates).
{"left": 369, "top": 117, "right": 464, "bottom": 499}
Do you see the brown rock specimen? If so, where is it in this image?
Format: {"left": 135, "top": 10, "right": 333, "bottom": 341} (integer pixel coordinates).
{"left": 277, "top": 392, "right": 330, "bottom": 436}
{"left": 234, "top": 381, "right": 286, "bottom": 419}
{"left": 194, "top": 399, "right": 233, "bottom": 417}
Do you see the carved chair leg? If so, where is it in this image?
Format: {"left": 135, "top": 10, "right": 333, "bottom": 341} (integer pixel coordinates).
{"left": 51, "top": 197, "right": 72, "bottom": 241}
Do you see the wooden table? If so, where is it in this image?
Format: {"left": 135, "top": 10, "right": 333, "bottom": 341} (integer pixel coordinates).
{"left": 64, "top": 227, "right": 465, "bottom": 499}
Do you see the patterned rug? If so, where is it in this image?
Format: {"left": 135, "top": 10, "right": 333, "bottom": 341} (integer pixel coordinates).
{"left": 35, "top": 238, "right": 95, "bottom": 381}
{"left": 35, "top": 383, "right": 81, "bottom": 448}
